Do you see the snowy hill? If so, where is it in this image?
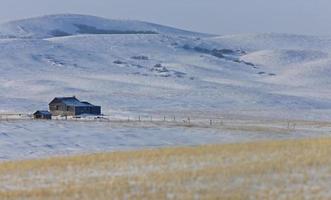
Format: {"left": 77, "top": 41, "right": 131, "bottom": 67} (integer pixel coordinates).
{"left": 0, "top": 14, "right": 206, "bottom": 39}
{"left": 1, "top": 14, "right": 331, "bottom": 119}
{"left": 241, "top": 49, "right": 329, "bottom": 72}
{"left": 206, "top": 33, "right": 331, "bottom": 51}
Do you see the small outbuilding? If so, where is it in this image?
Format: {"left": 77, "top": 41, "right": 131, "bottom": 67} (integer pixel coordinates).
{"left": 33, "top": 110, "right": 52, "bottom": 120}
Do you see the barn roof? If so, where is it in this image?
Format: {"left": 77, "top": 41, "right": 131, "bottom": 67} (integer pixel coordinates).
{"left": 34, "top": 110, "right": 52, "bottom": 115}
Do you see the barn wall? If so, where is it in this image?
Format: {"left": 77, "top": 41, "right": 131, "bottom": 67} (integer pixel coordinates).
{"left": 74, "top": 106, "right": 101, "bottom": 115}
{"left": 49, "top": 102, "right": 101, "bottom": 116}
{"left": 49, "top": 103, "right": 75, "bottom": 116}
{"left": 91, "top": 106, "right": 101, "bottom": 115}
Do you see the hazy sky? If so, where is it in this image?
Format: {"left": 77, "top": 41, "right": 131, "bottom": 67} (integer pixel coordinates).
{"left": 0, "top": 0, "right": 330, "bottom": 36}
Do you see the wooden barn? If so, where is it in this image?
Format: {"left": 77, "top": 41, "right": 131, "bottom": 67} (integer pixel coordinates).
{"left": 49, "top": 96, "right": 101, "bottom": 116}
{"left": 33, "top": 110, "right": 52, "bottom": 120}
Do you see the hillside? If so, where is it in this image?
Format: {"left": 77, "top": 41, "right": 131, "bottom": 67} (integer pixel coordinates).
{"left": 0, "top": 14, "right": 331, "bottom": 119}
{"left": 0, "top": 14, "right": 206, "bottom": 39}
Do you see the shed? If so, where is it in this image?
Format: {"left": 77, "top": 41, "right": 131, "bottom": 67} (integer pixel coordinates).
{"left": 33, "top": 110, "right": 52, "bottom": 120}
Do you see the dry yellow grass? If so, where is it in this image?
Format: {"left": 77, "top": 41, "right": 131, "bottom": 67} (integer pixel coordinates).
{"left": 1, "top": 138, "right": 331, "bottom": 200}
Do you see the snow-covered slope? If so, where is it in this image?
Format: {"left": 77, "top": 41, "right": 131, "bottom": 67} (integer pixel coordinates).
{"left": 242, "top": 50, "right": 328, "bottom": 67}
{"left": 1, "top": 14, "right": 331, "bottom": 119}
{"left": 206, "top": 33, "right": 331, "bottom": 51}
{"left": 0, "top": 14, "right": 207, "bottom": 39}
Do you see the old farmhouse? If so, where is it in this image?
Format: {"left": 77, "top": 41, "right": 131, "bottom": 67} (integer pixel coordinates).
{"left": 49, "top": 96, "right": 101, "bottom": 116}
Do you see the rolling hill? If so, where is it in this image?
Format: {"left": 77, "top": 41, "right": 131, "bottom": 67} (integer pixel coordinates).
{"left": 0, "top": 14, "right": 331, "bottom": 119}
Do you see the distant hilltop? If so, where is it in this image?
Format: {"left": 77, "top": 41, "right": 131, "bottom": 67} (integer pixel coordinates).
{"left": 0, "top": 14, "right": 208, "bottom": 39}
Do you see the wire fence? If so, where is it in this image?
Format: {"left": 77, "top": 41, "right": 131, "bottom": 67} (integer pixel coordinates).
{"left": 0, "top": 113, "right": 32, "bottom": 121}
{"left": 0, "top": 113, "right": 300, "bottom": 131}
{"left": 0, "top": 113, "right": 228, "bottom": 127}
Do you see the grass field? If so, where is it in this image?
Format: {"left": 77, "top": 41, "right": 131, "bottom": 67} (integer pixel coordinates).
{"left": 1, "top": 138, "right": 331, "bottom": 200}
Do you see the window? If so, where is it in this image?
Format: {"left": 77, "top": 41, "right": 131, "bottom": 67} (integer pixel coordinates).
{"left": 56, "top": 106, "right": 59, "bottom": 110}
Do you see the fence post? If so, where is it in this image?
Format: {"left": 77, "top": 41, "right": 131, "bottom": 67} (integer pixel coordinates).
{"left": 164, "top": 116, "right": 166, "bottom": 122}
{"left": 210, "top": 120, "right": 212, "bottom": 126}
{"left": 188, "top": 117, "right": 191, "bottom": 124}
{"left": 138, "top": 115, "right": 141, "bottom": 122}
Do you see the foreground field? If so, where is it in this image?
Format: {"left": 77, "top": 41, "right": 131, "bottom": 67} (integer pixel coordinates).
{"left": 1, "top": 138, "right": 331, "bottom": 200}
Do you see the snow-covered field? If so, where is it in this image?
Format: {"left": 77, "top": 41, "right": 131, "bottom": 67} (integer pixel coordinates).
{"left": 1, "top": 14, "right": 331, "bottom": 160}
{"left": 1, "top": 118, "right": 331, "bottom": 161}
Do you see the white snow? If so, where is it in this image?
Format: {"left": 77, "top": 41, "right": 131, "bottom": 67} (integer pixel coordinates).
{"left": 1, "top": 119, "right": 331, "bottom": 161}
{"left": 1, "top": 14, "right": 331, "bottom": 160}
{"left": 0, "top": 14, "right": 207, "bottom": 39}
{"left": 241, "top": 49, "right": 329, "bottom": 68}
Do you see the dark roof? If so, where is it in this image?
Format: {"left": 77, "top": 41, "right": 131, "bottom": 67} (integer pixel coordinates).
{"left": 34, "top": 110, "right": 52, "bottom": 115}
{"left": 81, "top": 101, "right": 93, "bottom": 106}
{"left": 49, "top": 97, "right": 99, "bottom": 107}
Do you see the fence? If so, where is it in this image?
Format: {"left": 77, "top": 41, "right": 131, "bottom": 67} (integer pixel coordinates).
{"left": 0, "top": 113, "right": 32, "bottom": 121}
{"left": 0, "top": 112, "right": 300, "bottom": 131}
{"left": 0, "top": 113, "right": 228, "bottom": 127}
